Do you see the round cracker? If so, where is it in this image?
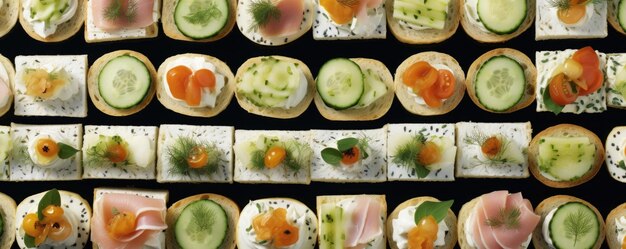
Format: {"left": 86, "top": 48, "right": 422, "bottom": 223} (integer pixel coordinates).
{"left": 528, "top": 124, "right": 604, "bottom": 188}
{"left": 606, "top": 202, "right": 626, "bottom": 249}
{"left": 0, "top": 0, "right": 19, "bottom": 38}
{"left": 166, "top": 193, "right": 239, "bottom": 249}
{"left": 394, "top": 52, "right": 466, "bottom": 116}
{"left": 162, "top": 0, "right": 237, "bottom": 42}
{"left": 532, "top": 195, "right": 605, "bottom": 249}
{"left": 465, "top": 48, "right": 536, "bottom": 113}
{"left": 0, "top": 54, "right": 14, "bottom": 117}
{"left": 234, "top": 56, "right": 314, "bottom": 119}
{"left": 156, "top": 53, "right": 235, "bottom": 117}
{"left": 88, "top": 50, "right": 157, "bottom": 116}
{"left": 386, "top": 0, "right": 460, "bottom": 44}
{"left": 609, "top": 0, "right": 626, "bottom": 36}
{"left": 459, "top": 0, "right": 535, "bottom": 43}
{"left": 0, "top": 192, "right": 15, "bottom": 249}
{"left": 386, "top": 197, "right": 457, "bottom": 249}
{"left": 314, "top": 58, "right": 394, "bottom": 121}
{"left": 19, "top": 0, "right": 85, "bottom": 42}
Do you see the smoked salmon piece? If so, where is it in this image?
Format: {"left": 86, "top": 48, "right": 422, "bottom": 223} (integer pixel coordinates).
{"left": 259, "top": 0, "right": 304, "bottom": 37}
{"left": 92, "top": 0, "right": 156, "bottom": 31}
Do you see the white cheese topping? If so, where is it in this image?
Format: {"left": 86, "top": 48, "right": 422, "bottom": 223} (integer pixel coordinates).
{"left": 285, "top": 71, "right": 308, "bottom": 109}
{"left": 543, "top": 207, "right": 558, "bottom": 247}
{"left": 27, "top": 132, "right": 70, "bottom": 168}
{"left": 551, "top": 3, "right": 594, "bottom": 27}
{"left": 392, "top": 203, "right": 448, "bottom": 248}
{"left": 407, "top": 64, "right": 453, "bottom": 106}
{"left": 616, "top": 216, "right": 626, "bottom": 247}
{"left": 162, "top": 57, "right": 226, "bottom": 108}
{"left": 23, "top": 0, "right": 78, "bottom": 38}
{"left": 319, "top": 3, "right": 385, "bottom": 36}
{"left": 464, "top": 0, "right": 490, "bottom": 32}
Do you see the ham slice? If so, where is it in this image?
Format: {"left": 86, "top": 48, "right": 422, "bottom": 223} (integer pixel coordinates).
{"left": 343, "top": 196, "right": 382, "bottom": 248}
{"left": 91, "top": 193, "right": 167, "bottom": 249}
{"left": 474, "top": 191, "right": 508, "bottom": 249}
{"left": 92, "top": 0, "right": 155, "bottom": 31}
{"left": 259, "top": 0, "right": 304, "bottom": 37}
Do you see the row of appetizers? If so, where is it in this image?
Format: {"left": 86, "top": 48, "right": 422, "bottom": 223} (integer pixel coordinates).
{"left": 0, "top": 46, "right": 621, "bottom": 119}
{"left": 2, "top": 122, "right": 625, "bottom": 187}
{"left": 0, "top": 0, "right": 625, "bottom": 44}
{"left": 0, "top": 189, "right": 623, "bottom": 249}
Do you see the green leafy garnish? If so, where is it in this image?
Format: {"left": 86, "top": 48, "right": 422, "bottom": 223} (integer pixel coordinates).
{"left": 618, "top": 160, "right": 626, "bottom": 170}
{"left": 564, "top": 206, "right": 595, "bottom": 246}
{"left": 463, "top": 130, "right": 520, "bottom": 167}
{"left": 321, "top": 137, "right": 369, "bottom": 166}
{"left": 191, "top": 201, "right": 216, "bottom": 232}
{"left": 543, "top": 85, "right": 566, "bottom": 115}
{"left": 248, "top": 0, "right": 281, "bottom": 32}
{"left": 249, "top": 138, "right": 312, "bottom": 172}
{"left": 414, "top": 200, "right": 454, "bottom": 224}
{"left": 184, "top": 0, "right": 223, "bottom": 27}
{"left": 37, "top": 189, "right": 61, "bottom": 220}
{"left": 85, "top": 135, "right": 128, "bottom": 166}
{"left": 166, "top": 137, "right": 222, "bottom": 176}
{"left": 392, "top": 134, "right": 430, "bottom": 178}
{"left": 24, "top": 235, "right": 35, "bottom": 248}
{"left": 57, "top": 142, "right": 79, "bottom": 160}
{"left": 104, "top": 0, "right": 138, "bottom": 22}
{"left": 485, "top": 207, "right": 521, "bottom": 230}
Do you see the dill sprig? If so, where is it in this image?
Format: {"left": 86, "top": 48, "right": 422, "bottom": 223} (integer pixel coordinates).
{"left": 248, "top": 0, "right": 281, "bottom": 32}
{"left": 191, "top": 203, "right": 215, "bottom": 232}
{"left": 249, "top": 140, "right": 311, "bottom": 172}
{"left": 486, "top": 207, "right": 521, "bottom": 230}
{"left": 104, "top": 0, "right": 138, "bottom": 22}
{"left": 463, "top": 129, "right": 518, "bottom": 167}
{"left": 548, "top": 0, "right": 606, "bottom": 9}
{"left": 392, "top": 134, "right": 430, "bottom": 178}
{"left": 564, "top": 207, "right": 595, "bottom": 247}
{"left": 184, "top": 0, "right": 223, "bottom": 26}
{"left": 85, "top": 135, "right": 130, "bottom": 167}
{"left": 166, "top": 137, "right": 221, "bottom": 176}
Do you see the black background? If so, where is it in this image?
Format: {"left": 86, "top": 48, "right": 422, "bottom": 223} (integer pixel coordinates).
{"left": 0, "top": 8, "right": 624, "bottom": 248}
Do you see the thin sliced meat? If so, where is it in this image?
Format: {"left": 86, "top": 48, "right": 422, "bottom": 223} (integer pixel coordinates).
{"left": 344, "top": 196, "right": 370, "bottom": 247}
{"left": 492, "top": 193, "right": 540, "bottom": 249}
{"left": 474, "top": 191, "right": 508, "bottom": 249}
{"left": 259, "top": 0, "right": 304, "bottom": 37}
{"left": 357, "top": 197, "right": 382, "bottom": 244}
{"left": 92, "top": 0, "right": 155, "bottom": 31}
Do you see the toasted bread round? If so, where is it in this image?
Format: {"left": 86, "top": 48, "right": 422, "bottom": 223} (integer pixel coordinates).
{"left": 88, "top": 50, "right": 157, "bottom": 116}
{"left": 236, "top": 0, "right": 314, "bottom": 46}
{"left": 313, "top": 58, "right": 394, "bottom": 121}
{"left": 234, "top": 56, "right": 314, "bottom": 119}
{"left": 0, "top": 54, "right": 14, "bottom": 117}
{"left": 166, "top": 193, "right": 239, "bottom": 249}
{"left": 387, "top": 197, "right": 457, "bottom": 249}
{"left": 162, "top": 0, "right": 237, "bottom": 42}
{"left": 528, "top": 124, "right": 604, "bottom": 188}
{"left": 156, "top": 53, "right": 235, "bottom": 117}
{"left": 532, "top": 195, "right": 605, "bottom": 249}
{"left": 606, "top": 202, "right": 626, "bottom": 249}
{"left": 457, "top": 195, "right": 480, "bottom": 249}
{"left": 460, "top": 0, "right": 535, "bottom": 43}
{"left": 394, "top": 52, "right": 466, "bottom": 116}
{"left": 609, "top": 0, "right": 626, "bottom": 36}
{"left": 16, "top": 190, "right": 92, "bottom": 249}
{"left": 386, "top": 0, "right": 460, "bottom": 44}
{"left": 19, "top": 0, "right": 85, "bottom": 42}
{"left": 0, "top": 0, "right": 18, "bottom": 38}
{"left": 465, "top": 48, "right": 536, "bottom": 113}
{"left": 0, "top": 192, "right": 16, "bottom": 249}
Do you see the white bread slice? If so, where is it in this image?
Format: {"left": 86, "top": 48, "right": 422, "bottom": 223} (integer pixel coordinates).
{"left": 394, "top": 52, "right": 466, "bottom": 116}
{"left": 237, "top": 0, "right": 314, "bottom": 45}
{"left": 92, "top": 187, "right": 168, "bottom": 249}
{"left": 88, "top": 50, "right": 157, "bottom": 116}
{"left": 0, "top": 0, "right": 18, "bottom": 38}
{"left": 606, "top": 202, "right": 626, "bottom": 249}
{"left": 82, "top": 125, "right": 158, "bottom": 179}
{"left": 10, "top": 123, "right": 83, "bottom": 181}
{"left": 314, "top": 58, "right": 394, "bottom": 121}
{"left": 0, "top": 54, "right": 14, "bottom": 117}
{"left": 528, "top": 124, "right": 604, "bottom": 188}
{"left": 234, "top": 56, "right": 314, "bottom": 119}
{"left": 156, "top": 53, "right": 235, "bottom": 117}
{"left": 465, "top": 48, "right": 536, "bottom": 113}
{"left": 532, "top": 195, "right": 605, "bottom": 249}
{"left": 609, "top": 0, "right": 626, "bottom": 36}
{"left": 167, "top": 193, "right": 239, "bottom": 249}
{"left": 19, "top": 0, "right": 85, "bottom": 42}
{"left": 157, "top": 124, "right": 234, "bottom": 183}
{"left": 312, "top": 0, "right": 386, "bottom": 40}
{"left": 535, "top": 1, "right": 608, "bottom": 40}
{"left": 606, "top": 53, "right": 626, "bottom": 109}
{"left": 316, "top": 195, "right": 387, "bottom": 249}
{"left": 387, "top": 196, "right": 457, "bottom": 249}
{"left": 15, "top": 190, "right": 91, "bottom": 249}
{"left": 0, "top": 192, "right": 15, "bottom": 249}
{"left": 162, "top": 0, "right": 236, "bottom": 42}
{"left": 13, "top": 55, "right": 88, "bottom": 117}
{"left": 386, "top": 0, "right": 461, "bottom": 44}
{"left": 460, "top": 0, "right": 534, "bottom": 43}
{"left": 237, "top": 198, "right": 317, "bottom": 249}
{"left": 0, "top": 126, "right": 9, "bottom": 181}
{"left": 84, "top": 0, "right": 160, "bottom": 43}
{"left": 606, "top": 126, "right": 626, "bottom": 183}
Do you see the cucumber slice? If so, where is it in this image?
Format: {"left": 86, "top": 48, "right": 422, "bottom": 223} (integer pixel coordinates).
{"left": 356, "top": 68, "right": 388, "bottom": 107}
{"left": 98, "top": 55, "right": 151, "bottom": 109}
{"left": 175, "top": 200, "right": 228, "bottom": 249}
{"left": 238, "top": 57, "right": 302, "bottom": 107}
{"left": 316, "top": 58, "right": 364, "bottom": 110}
{"left": 30, "top": 0, "right": 58, "bottom": 21}
{"left": 477, "top": 0, "right": 527, "bottom": 34}
{"left": 620, "top": 0, "right": 626, "bottom": 32}
{"left": 392, "top": 0, "right": 449, "bottom": 29}
{"left": 538, "top": 137, "right": 595, "bottom": 181}
{"left": 174, "top": 0, "right": 230, "bottom": 40}
{"left": 474, "top": 56, "right": 526, "bottom": 111}
{"left": 549, "top": 202, "right": 599, "bottom": 249}
{"left": 319, "top": 204, "right": 344, "bottom": 249}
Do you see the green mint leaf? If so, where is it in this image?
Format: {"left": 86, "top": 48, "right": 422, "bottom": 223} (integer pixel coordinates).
{"left": 321, "top": 148, "right": 342, "bottom": 165}
{"left": 57, "top": 142, "right": 79, "bottom": 159}
{"left": 619, "top": 160, "right": 626, "bottom": 170}
{"left": 337, "top": 137, "right": 359, "bottom": 152}
{"left": 24, "top": 235, "right": 36, "bottom": 248}
{"left": 38, "top": 189, "right": 61, "bottom": 220}
{"left": 543, "top": 86, "right": 565, "bottom": 115}
{"left": 414, "top": 200, "right": 454, "bottom": 224}
{"left": 415, "top": 164, "right": 430, "bottom": 178}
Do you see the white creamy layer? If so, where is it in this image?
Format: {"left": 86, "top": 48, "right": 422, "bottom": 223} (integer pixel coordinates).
{"left": 392, "top": 203, "right": 448, "bottom": 248}
{"left": 162, "top": 57, "right": 226, "bottom": 108}
{"left": 23, "top": 0, "right": 78, "bottom": 38}
{"left": 406, "top": 64, "right": 453, "bottom": 106}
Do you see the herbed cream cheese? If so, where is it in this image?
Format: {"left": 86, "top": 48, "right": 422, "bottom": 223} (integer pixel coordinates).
{"left": 23, "top": 0, "right": 78, "bottom": 38}
{"left": 464, "top": 0, "right": 490, "bottom": 32}
{"left": 615, "top": 216, "right": 626, "bottom": 247}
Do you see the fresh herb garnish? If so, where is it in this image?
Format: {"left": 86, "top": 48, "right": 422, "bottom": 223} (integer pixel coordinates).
{"left": 414, "top": 200, "right": 454, "bottom": 224}
{"left": 564, "top": 206, "right": 595, "bottom": 246}
{"left": 104, "top": 0, "right": 139, "bottom": 22}
{"left": 543, "top": 86, "right": 566, "bottom": 114}
{"left": 486, "top": 207, "right": 521, "bottom": 230}
{"left": 191, "top": 202, "right": 215, "bottom": 232}
{"left": 618, "top": 160, "right": 626, "bottom": 170}
{"left": 85, "top": 135, "right": 129, "bottom": 167}
{"left": 548, "top": 0, "right": 606, "bottom": 9}
{"left": 25, "top": 189, "right": 62, "bottom": 246}
{"left": 56, "top": 142, "right": 79, "bottom": 159}
{"left": 249, "top": 137, "right": 311, "bottom": 172}
{"left": 392, "top": 134, "right": 430, "bottom": 178}
{"left": 166, "top": 137, "right": 222, "bottom": 176}
{"left": 184, "top": 0, "right": 223, "bottom": 27}
{"left": 463, "top": 129, "right": 520, "bottom": 167}
{"left": 321, "top": 137, "right": 369, "bottom": 165}
{"left": 248, "top": 0, "right": 281, "bottom": 32}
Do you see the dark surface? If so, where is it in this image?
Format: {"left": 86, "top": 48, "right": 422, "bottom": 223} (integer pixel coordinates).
{"left": 0, "top": 12, "right": 624, "bottom": 249}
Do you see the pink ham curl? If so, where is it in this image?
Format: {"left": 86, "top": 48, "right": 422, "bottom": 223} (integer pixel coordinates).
{"left": 259, "top": 0, "right": 304, "bottom": 37}
{"left": 91, "top": 193, "right": 167, "bottom": 249}
{"left": 92, "top": 0, "right": 155, "bottom": 31}
{"left": 344, "top": 196, "right": 383, "bottom": 249}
